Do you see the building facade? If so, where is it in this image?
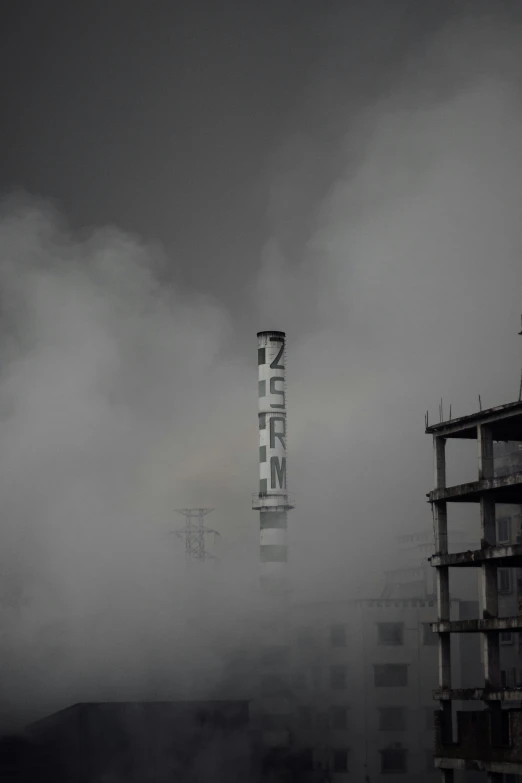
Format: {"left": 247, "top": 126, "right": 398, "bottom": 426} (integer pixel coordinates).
{"left": 289, "top": 531, "right": 482, "bottom": 782}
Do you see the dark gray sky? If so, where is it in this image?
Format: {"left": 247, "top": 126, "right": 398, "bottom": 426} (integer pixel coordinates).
{"left": 0, "top": 0, "right": 498, "bottom": 301}
{"left": 1, "top": 0, "right": 522, "bottom": 726}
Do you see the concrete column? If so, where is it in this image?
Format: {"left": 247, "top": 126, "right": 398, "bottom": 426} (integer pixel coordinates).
{"left": 436, "top": 567, "right": 450, "bottom": 619}
{"left": 481, "top": 563, "right": 498, "bottom": 618}
{"left": 433, "top": 436, "right": 448, "bottom": 553}
{"left": 434, "top": 501, "right": 448, "bottom": 556}
{"left": 483, "top": 633, "right": 501, "bottom": 688}
{"left": 434, "top": 435, "right": 447, "bottom": 488}
{"left": 477, "top": 425, "right": 500, "bottom": 691}
{"left": 438, "top": 634, "right": 451, "bottom": 689}
{"left": 434, "top": 435, "right": 452, "bottom": 742}
{"left": 480, "top": 497, "right": 496, "bottom": 548}
{"left": 477, "top": 424, "right": 494, "bottom": 481}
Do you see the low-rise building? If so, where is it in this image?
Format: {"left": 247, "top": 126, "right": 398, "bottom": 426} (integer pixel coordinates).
{"left": 289, "top": 532, "right": 482, "bottom": 781}
{"left": 0, "top": 701, "right": 253, "bottom": 783}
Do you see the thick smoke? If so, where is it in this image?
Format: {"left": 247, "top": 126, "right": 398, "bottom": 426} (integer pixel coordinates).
{"left": 0, "top": 196, "right": 260, "bottom": 729}
{"left": 1, "top": 2, "right": 522, "bottom": 736}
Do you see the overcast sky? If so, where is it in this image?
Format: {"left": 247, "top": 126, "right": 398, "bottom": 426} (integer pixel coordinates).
{"left": 1, "top": 0, "right": 522, "bottom": 726}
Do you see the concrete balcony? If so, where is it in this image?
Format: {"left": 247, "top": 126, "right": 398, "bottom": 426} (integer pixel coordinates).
{"left": 430, "top": 544, "right": 522, "bottom": 568}
{"left": 434, "top": 688, "right": 522, "bottom": 702}
{"left": 427, "top": 472, "right": 522, "bottom": 504}
{"left": 432, "top": 617, "right": 522, "bottom": 633}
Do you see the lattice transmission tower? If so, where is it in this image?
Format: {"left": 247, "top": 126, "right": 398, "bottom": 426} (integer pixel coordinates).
{"left": 174, "top": 508, "right": 220, "bottom": 562}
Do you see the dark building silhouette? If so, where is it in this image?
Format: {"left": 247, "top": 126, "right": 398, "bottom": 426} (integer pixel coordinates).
{"left": 0, "top": 701, "right": 252, "bottom": 783}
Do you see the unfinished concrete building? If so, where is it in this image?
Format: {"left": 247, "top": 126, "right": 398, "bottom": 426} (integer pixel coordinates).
{"left": 427, "top": 400, "right": 522, "bottom": 781}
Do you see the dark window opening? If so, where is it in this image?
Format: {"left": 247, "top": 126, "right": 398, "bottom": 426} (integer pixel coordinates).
{"left": 379, "top": 707, "right": 407, "bottom": 731}
{"left": 422, "top": 623, "right": 438, "bottom": 646}
{"left": 377, "top": 622, "right": 404, "bottom": 646}
{"left": 380, "top": 747, "right": 407, "bottom": 773}
{"left": 500, "top": 632, "right": 513, "bottom": 645}
{"left": 497, "top": 517, "right": 510, "bottom": 543}
{"left": 490, "top": 708, "right": 510, "bottom": 748}
{"left": 498, "top": 569, "right": 512, "bottom": 594}
{"left": 332, "top": 748, "right": 349, "bottom": 772}
{"left": 374, "top": 664, "right": 408, "bottom": 687}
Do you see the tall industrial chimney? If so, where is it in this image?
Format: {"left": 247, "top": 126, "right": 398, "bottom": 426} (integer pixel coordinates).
{"left": 253, "top": 330, "right": 294, "bottom": 592}
{"left": 252, "top": 330, "right": 294, "bottom": 754}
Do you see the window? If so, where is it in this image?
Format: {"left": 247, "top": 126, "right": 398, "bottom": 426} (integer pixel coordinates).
{"left": 500, "top": 631, "right": 514, "bottom": 645}
{"left": 378, "top": 707, "right": 406, "bottom": 731}
{"left": 374, "top": 664, "right": 408, "bottom": 687}
{"left": 380, "top": 747, "right": 407, "bottom": 773}
{"left": 501, "top": 670, "right": 507, "bottom": 688}
{"left": 377, "top": 622, "right": 404, "bottom": 646}
{"left": 497, "top": 517, "right": 510, "bottom": 543}
{"left": 330, "top": 624, "right": 346, "bottom": 647}
{"left": 425, "top": 707, "right": 434, "bottom": 730}
{"left": 422, "top": 623, "right": 438, "bottom": 646}
{"left": 498, "top": 569, "right": 512, "bottom": 594}
{"left": 330, "top": 705, "right": 348, "bottom": 730}
{"left": 332, "top": 749, "right": 349, "bottom": 772}
{"left": 330, "top": 666, "right": 347, "bottom": 690}
{"left": 491, "top": 708, "right": 510, "bottom": 747}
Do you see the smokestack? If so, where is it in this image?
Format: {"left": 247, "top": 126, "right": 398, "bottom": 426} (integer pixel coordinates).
{"left": 252, "top": 331, "right": 294, "bottom": 753}
{"left": 253, "top": 330, "right": 294, "bottom": 593}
